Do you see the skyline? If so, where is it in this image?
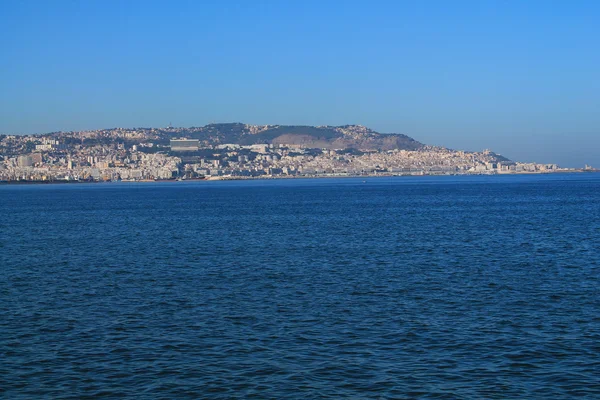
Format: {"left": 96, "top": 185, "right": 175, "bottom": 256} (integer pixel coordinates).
{"left": 1, "top": 1, "right": 599, "bottom": 167}
{"left": 0, "top": 124, "right": 573, "bottom": 184}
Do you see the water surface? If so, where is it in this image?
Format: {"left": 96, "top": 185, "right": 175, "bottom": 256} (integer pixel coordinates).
{"left": 1, "top": 174, "right": 599, "bottom": 398}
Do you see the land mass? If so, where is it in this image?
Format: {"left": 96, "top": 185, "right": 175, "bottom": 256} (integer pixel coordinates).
{"left": 0, "top": 123, "right": 593, "bottom": 182}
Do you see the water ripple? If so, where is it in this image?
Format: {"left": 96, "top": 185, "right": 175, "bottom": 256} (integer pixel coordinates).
{"left": 1, "top": 175, "right": 599, "bottom": 398}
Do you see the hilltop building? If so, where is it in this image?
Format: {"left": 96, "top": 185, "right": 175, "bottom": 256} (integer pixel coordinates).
{"left": 170, "top": 139, "right": 199, "bottom": 152}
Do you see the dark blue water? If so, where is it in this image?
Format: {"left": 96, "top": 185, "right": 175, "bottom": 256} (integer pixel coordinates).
{"left": 1, "top": 174, "right": 599, "bottom": 399}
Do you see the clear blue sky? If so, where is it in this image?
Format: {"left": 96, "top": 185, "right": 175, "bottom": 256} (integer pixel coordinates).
{"left": 1, "top": 0, "right": 598, "bottom": 167}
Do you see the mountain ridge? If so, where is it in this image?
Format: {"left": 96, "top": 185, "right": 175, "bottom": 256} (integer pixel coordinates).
{"left": 159, "top": 122, "right": 424, "bottom": 151}
{"left": 5, "top": 122, "right": 512, "bottom": 163}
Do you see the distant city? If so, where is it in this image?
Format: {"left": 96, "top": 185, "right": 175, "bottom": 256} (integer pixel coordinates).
{"left": 0, "top": 123, "right": 595, "bottom": 183}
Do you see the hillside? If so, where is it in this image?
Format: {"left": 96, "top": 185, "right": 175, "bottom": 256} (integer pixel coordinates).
{"left": 169, "top": 123, "right": 424, "bottom": 151}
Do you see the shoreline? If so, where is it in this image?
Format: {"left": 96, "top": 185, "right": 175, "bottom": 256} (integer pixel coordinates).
{"left": 0, "top": 169, "right": 597, "bottom": 186}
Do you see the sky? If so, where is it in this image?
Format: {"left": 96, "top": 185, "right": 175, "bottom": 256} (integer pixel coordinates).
{"left": 1, "top": 0, "right": 598, "bottom": 167}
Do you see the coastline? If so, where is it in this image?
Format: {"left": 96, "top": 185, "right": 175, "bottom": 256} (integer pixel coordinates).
{"left": 0, "top": 169, "right": 596, "bottom": 186}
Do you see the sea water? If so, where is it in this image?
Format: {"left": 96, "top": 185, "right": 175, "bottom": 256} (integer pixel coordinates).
{"left": 1, "top": 174, "right": 599, "bottom": 398}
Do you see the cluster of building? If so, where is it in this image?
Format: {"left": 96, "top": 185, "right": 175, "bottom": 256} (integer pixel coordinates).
{"left": 170, "top": 140, "right": 565, "bottom": 178}
{"left": 0, "top": 129, "right": 580, "bottom": 183}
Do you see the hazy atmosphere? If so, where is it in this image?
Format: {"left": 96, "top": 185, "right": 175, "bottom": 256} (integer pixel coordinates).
{"left": 1, "top": 0, "right": 598, "bottom": 167}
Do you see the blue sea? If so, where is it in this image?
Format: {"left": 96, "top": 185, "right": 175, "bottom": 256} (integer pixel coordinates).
{"left": 1, "top": 174, "right": 599, "bottom": 399}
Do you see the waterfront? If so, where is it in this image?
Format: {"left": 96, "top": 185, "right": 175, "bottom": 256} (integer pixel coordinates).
{"left": 1, "top": 124, "right": 583, "bottom": 183}
{"left": 1, "top": 174, "right": 599, "bottom": 398}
